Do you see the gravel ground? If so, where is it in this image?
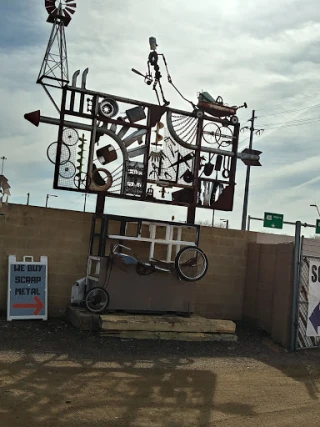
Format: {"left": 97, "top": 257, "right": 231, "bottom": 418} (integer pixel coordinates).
{"left": 0, "top": 317, "right": 319, "bottom": 427}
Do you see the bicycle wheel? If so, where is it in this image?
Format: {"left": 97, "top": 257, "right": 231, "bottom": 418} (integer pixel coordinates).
{"left": 175, "top": 246, "right": 208, "bottom": 282}
{"left": 167, "top": 111, "right": 198, "bottom": 146}
{"left": 85, "top": 287, "right": 110, "bottom": 313}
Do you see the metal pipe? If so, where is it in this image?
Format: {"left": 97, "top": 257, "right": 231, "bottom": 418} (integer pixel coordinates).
{"left": 310, "top": 204, "right": 320, "bottom": 217}
{"left": 248, "top": 216, "right": 316, "bottom": 228}
{"left": 290, "top": 221, "right": 302, "bottom": 352}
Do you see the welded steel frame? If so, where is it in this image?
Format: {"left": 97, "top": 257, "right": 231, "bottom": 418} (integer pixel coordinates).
{"left": 53, "top": 84, "right": 240, "bottom": 220}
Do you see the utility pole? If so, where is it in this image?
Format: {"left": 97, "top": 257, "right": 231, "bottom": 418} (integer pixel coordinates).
{"left": 241, "top": 111, "right": 263, "bottom": 230}
{"left": 26, "top": 193, "right": 30, "bottom": 205}
{"left": 0, "top": 156, "right": 7, "bottom": 175}
{"left": 83, "top": 193, "right": 89, "bottom": 212}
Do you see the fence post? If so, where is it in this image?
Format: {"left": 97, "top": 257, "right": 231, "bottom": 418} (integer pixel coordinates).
{"left": 290, "top": 221, "right": 302, "bottom": 352}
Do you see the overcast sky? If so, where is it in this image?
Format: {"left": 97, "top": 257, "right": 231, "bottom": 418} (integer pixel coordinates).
{"left": 1, "top": 0, "right": 320, "bottom": 236}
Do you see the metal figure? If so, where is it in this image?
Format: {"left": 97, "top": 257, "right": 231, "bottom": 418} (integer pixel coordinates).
{"left": 132, "top": 37, "right": 195, "bottom": 108}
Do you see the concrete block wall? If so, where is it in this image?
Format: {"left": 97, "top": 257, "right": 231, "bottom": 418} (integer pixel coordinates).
{"left": 243, "top": 242, "right": 294, "bottom": 347}
{"left": 194, "top": 227, "right": 256, "bottom": 320}
{"left": 0, "top": 204, "right": 92, "bottom": 316}
{"left": 0, "top": 204, "right": 256, "bottom": 319}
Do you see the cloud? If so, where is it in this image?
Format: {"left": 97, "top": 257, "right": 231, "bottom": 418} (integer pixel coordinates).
{"left": 1, "top": 0, "right": 320, "bottom": 236}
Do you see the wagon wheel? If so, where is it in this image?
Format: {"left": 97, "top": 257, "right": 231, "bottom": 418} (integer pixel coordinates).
{"left": 167, "top": 111, "right": 198, "bottom": 146}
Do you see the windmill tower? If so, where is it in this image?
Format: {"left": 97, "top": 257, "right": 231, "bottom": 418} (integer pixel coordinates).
{"left": 37, "top": 1, "right": 77, "bottom": 89}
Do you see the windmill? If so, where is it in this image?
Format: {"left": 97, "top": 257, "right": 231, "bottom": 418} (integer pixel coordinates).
{"left": 37, "top": 1, "right": 77, "bottom": 111}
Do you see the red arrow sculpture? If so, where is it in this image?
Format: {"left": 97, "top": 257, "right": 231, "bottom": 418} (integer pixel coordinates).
{"left": 12, "top": 296, "right": 44, "bottom": 315}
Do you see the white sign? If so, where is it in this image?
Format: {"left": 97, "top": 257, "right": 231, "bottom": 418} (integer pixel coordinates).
{"left": 7, "top": 255, "right": 48, "bottom": 321}
{"left": 306, "top": 260, "right": 320, "bottom": 337}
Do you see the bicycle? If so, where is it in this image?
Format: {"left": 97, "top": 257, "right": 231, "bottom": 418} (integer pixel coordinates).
{"left": 85, "top": 243, "right": 208, "bottom": 313}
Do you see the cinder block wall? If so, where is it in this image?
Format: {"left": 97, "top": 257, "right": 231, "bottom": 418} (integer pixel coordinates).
{"left": 0, "top": 204, "right": 255, "bottom": 319}
{"left": 194, "top": 227, "right": 255, "bottom": 319}
{"left": 0, "top": 204, "right": 92, "bottom": 316}
{"left": 243, "top": 242, "right": 294, "bottom": 347}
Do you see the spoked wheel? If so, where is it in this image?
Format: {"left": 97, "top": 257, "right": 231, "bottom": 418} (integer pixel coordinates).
{"left": 202, "top": 123, "right": 221, "bottom": 146}
{"left": 85, "top": 287, "right": 110, "bottom": 313}
{"left": 167, "top": 111, "right": 198, "bottom": 146}
{"left": 175, "top": 246, "right": 208, "bottom": 282}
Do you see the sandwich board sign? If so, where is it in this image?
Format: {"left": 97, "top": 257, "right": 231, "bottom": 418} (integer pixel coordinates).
{"left": 7, "top": 255, "right": 48, "bottom": 321}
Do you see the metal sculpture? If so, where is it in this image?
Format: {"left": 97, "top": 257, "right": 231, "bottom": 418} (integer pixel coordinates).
{"left": 24, "top": 5, "right": 262, "bottom": 223}
{"left": 132, "top": 37, "right": 247, "bottom": 125}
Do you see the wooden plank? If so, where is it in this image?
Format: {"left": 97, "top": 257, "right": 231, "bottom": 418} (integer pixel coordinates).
{"left": 100, "top": 314, "right": 236, "bottom": 334}
{"left": 100, "top": 330, "right": 238, "bottom": 342}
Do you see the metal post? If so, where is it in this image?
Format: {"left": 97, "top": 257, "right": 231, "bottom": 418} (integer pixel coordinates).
{"left": 26, "top": 193, "right": 30, "bottom": 205}
{"left": 45, "top": 194, "right": 49, "bottom": 208}
{"left": 83, "top": 193, "right": 88, "bottom": 212}
{"left": 0, "top": 156, "right": 7, "bottom": 175}
{"left": 211, "top": 209, "right": 215, "bottom": 227}
{"left": 290, "top": 221, "right": 302, "bottom": 352}
{"left": 247, "top": 215, "right": 251, "bottom": 231}
{"left": 241, "top": 110, "right": 255, "bottom": 230}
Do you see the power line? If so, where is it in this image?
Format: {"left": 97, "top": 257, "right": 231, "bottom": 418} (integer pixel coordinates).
{"left": 256, "top": 102, "right": 320, "bottom": 118}
{"left": 257, "top": 117, "right": 320, "bottom": 131}
{"left": 256, "top": 91, "right": 320, "bottom": 111}
{"left": 259, "top": 115, "right": 320, "bottom": 128}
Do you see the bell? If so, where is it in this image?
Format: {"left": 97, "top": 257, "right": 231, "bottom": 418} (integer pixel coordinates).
{"left": 96, "top": 145, "right": 117, "bottom": 165}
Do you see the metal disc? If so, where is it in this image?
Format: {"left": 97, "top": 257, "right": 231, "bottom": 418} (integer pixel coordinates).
{"left": 46, "top": 142, "right": 71, "bottom": 165}
{"left": 59, "top": 161, "right": 76, "bottom": 179}
{"left": 62, "top": 128, "right": 79, "bottom": 146}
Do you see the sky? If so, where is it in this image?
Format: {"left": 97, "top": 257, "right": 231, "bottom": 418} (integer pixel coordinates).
{"left": 1, "top": 0, "right": 320, "bottom": 236}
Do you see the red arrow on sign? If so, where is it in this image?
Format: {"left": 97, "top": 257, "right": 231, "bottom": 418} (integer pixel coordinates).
{"left": 12, "top": 296, "right": 44, "bottom": 315}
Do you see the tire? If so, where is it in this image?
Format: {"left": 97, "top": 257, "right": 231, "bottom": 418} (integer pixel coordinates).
{"left": 85, "top": 287, "right": 109, "bottom": 313}
{"left": 175, "top": 246, "right": 208, "bottom": 282}
{"left": 98, "top": 98, "right": 119, "bottom": 118}
{"left": 166, "top": 111, "right": 198, "bottom": 147}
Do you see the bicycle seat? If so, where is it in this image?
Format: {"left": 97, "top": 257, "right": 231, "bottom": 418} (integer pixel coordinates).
{"left": 114, "top": 253, "right": 137, "bottom": 265}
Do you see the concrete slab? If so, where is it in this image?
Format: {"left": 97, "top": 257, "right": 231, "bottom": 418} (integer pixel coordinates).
{"left": 66, "top": 306, "right": 101, "bottom": 331}
{"left": 100, "top": 314, "right": 236, "bottom": 334}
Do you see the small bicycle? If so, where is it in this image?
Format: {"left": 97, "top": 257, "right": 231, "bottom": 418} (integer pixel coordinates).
{"left": 85, "top": 243, "right": 208, "bottom": 313}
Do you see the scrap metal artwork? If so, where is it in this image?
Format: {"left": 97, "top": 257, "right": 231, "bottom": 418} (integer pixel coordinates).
{"left": 24, "top": 1, "right": 262, "bottom": 218}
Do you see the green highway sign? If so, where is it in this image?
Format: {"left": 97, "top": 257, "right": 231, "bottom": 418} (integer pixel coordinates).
{"left": 263, "top": 212, "right": 284, "bottom": 229}
{"left": 316, "top": 219, "right": 320, "bottom": 234}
